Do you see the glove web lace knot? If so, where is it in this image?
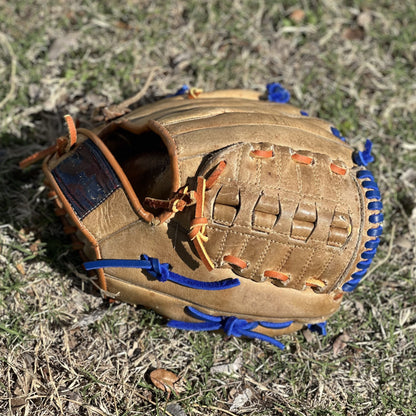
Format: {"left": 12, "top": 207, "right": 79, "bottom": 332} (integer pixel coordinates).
{"left": 168, "top": 306, "right": 293, "bottom": 349}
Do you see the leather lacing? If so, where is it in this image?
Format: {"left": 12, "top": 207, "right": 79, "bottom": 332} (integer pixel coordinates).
{"left": 188, "top": 161, "right": 227, "bottom": 270}
{"left": 145, "top": 160, "right": 228, "bottom": 271}
{"left": 19, "top": 115, "right": 77, "bottom": 169}
{"left": 249, "top": 147, "right": 348, "bottom": 177}
{"left": 185, "top": 148, "right": 344, "bottom": 291}
{"left": 145, "top": 186, "right": 196, "bottom": 213}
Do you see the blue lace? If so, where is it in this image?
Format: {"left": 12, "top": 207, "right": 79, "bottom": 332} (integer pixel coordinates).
{"left": 353, "top": 139, "right": 375, "bottom": 166}
{"left": 330, "top": 126, "right": 346, "bottom": 142}
{"left": 173, "top": 84, "right": 190, "bottom": 96}
{"left": 167, "top": 306, "right": 293, "bottom": 349}
{"left": 343, "top": 167, "right": 383, "bottom": 292}
{"left": 83, "top": 255, "right": 240, "bottom": 291}
{"left": 266, "top": 83, "right": 290, "bottom": 103}
{"left": 165, "top": 84, "right": 190, "bottom": 97}
{"left": 307, "top": 322, "right": 327, "bottom": 336}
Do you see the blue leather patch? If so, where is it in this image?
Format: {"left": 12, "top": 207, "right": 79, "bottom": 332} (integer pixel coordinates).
{"left": 52, "top": 139, "right": 121, "bottom": 219}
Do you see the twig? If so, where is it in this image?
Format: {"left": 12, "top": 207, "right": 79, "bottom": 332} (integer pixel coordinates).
{"left": 118, "top": 67, "right": 158, "bottom": 108}
{"left": 0, "top": 32, "right": 17, "bottom": 110}
{"left": 102, "top": 68, "right": 159, "bottom": 120}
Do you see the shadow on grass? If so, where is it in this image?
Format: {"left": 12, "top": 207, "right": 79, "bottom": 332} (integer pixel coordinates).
{"left": 0, "top": 110, "right": 101, "bottom": 291}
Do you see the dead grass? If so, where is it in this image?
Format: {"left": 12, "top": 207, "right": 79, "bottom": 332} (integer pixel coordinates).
{"left": 1, "top": 0, "right": 415, "bottom": 415}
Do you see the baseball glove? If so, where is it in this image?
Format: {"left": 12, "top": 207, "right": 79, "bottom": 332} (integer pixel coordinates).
{"left": 21, "top": 83, "right": 383, "bottom": 349}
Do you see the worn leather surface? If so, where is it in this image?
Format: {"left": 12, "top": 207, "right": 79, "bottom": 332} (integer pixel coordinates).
{"left": 43, "top": 89, "right": 382, "bottom": 337}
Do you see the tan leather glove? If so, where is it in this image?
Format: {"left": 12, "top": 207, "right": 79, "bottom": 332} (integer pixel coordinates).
{"left": 24, "top": 84, "right": 383, "bottom": 349}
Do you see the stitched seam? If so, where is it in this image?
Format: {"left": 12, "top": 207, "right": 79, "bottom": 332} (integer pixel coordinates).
{"left": 236, "top": 145, "right": 243, "bottom": 183}
{"left": 207, "top": 225, "right": 345, "bottom": 248}
{"left": 166, "top": 121, "right": 349, "bottom": 149}
{"left": 213, "top": 228, "right": 229, "bottom": 265}
{"left": 315, "top": 250, "right": 337, "bottom": 282}
{"left": 277, "top": 246, "right": 294, "bottom": 271}
{"left": 215, "top": 178, "right": 347, "bottom": 204}
{"left": 238, "top": 234, "right": 250, "bottom": 259}
{"left": 299, "top": 248, "right": 317, "bottom": 282}
{"left": 250, "top": 239, "right": 272, "bottom": 279}
{"left": 296, "top": 162, "right": 302, "bottom": 195}
{"left": 210, "top": 188, "right": 342, "bottom": 212}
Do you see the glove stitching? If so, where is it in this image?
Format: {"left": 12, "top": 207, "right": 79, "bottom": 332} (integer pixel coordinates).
{"left": 250, "top": 239, "right": 272, "bottom": 280}
{"left": 213, "top": 227, "right": 230, "bottom": 266}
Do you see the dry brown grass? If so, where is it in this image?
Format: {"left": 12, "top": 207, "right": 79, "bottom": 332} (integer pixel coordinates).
{"left": 1, "top": 0, "right": 415, "bottom": 415}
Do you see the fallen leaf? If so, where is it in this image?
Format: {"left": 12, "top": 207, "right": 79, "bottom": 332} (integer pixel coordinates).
{"left": 11, "top": 387, "right": 26, "bottom": 409}
{"left": 289, "top": 9, "right": 305, "bottom": 24}
{"left": 10, "top": 395, "right": 26, "bottom": 409}
{"left": 342, "top": 27, "right": 365, "bottom": 40}
{"left": 149, "top": 369, "right": 184, "bottom": 394}
{"left": 333, "top": 333, "right": 350, "bottom": 356}
{"left": 210, "top": 355, "right": 243, "bottom": 375}
{"left": 15, "top": 263, "right": 25, "bottom": 275}
{"left": 166, "top": 402, "right": 188, "bottom": 416}
{"left": 302, "top": 327, "right": 315, "bottom": 343}
{"left": 230, "top": 388, "right": 253, "bottom": 412}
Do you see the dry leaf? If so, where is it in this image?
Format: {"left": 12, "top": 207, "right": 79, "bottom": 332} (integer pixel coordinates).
{"left": 342, "top": 27, "right": 365, "bottom": 40}
{"left": 10, "top": 395, "right": 26, "bottom": 409}
{"left": 150, "top": 369, "right": 184, "bottom": 394}
{"left": 333, "top": 333, "right": 350, "bottom": 356}
{"left": 399, "top": 308, "right": 411, "bottom": 327}
{"left": 289, "top": 9, "right": 305, "bottom": 23}
{"left": 165, "top": 402, "right": 188, "bottom": 416}
{"left": 302, "top": 327, "right": 315, "bottom": 343}
{"left": 230, "top": 388, "right": 253, "bottom": 412}
{"left": 210, "top": 355, "right": 243, "bottom": 375}
{"left": 11, "top": 387, "right": 26, "bottom": 409}
{"left": 15, "top": 263, "right": 25, "bottom": 275}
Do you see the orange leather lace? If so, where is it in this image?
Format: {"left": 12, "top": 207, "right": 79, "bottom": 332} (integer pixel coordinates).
{"left": 188, "top": 161, "right": 227, "bottom": 271}
{"left": 19, "top": 115, "right": 77, "bottom": 169}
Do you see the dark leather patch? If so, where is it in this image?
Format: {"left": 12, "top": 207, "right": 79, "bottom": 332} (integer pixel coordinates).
{"left": 52, "top": 139, "right": 121, "bottom": 219}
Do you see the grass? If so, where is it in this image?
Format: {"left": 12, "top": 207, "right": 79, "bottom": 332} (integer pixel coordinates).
{"left": 1, "top": 0, "right": 416, "bottom": 414}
